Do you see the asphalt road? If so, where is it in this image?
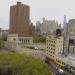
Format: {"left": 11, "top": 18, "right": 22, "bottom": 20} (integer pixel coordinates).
{"left": 45, "top": 60, "right": 74, "bottom": 75}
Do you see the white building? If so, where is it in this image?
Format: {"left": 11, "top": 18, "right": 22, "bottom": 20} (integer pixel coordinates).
{"left": 6, "top": 34, "right": 33, "bottom": 50}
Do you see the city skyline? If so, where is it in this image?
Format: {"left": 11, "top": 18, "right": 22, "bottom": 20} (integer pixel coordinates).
{"left": 0, "top": 0, "right": 75, "bottom": 29}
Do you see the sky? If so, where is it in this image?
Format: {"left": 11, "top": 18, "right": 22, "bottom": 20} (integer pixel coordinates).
{"left": 0, "top": 0, "right": 75, "bottom": 29}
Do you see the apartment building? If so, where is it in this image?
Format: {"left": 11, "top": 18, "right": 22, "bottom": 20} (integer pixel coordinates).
{"left": 46, "top": 35, "right": 64, "bottom": 61}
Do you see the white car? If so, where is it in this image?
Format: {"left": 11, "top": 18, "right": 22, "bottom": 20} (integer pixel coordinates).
{"left": 34, "top": 46, "right": 38, "bottom": 50}
{"left": 57, "top": 68, "right": 64, "bottom": 73}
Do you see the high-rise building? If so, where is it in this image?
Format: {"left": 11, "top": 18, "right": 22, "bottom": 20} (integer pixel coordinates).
{"left": 67, "top": 19, "right": 75, "bottom": 35}
{"left": 36, "top": 18, "right": 58, "bottom": 34}
{"left": 35, "top": 21, "right": 42, "bottom": 34}
{"left": 10, "top": 2, "right": 34, "bottom": 37}
{"left": 63, "top": 15, "right": 68, "bottom": 34}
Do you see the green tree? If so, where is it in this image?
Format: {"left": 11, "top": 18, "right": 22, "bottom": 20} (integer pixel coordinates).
{"left": 0, "top": 52, "right": 53, "bottom": 75}
{"left": 33, "top": 36, "right": 46, "bottom": 43}
{"left": 0, "top": 38, "right": 4, "bottom": 49}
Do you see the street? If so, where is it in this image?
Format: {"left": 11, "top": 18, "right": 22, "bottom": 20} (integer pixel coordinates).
{"left": 45, "top": 59, "right": 74, "bottom": 75}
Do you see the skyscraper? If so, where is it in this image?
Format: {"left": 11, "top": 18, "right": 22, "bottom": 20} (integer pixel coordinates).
{"left": 41, "top": 18, "right": 58, "bottom": 34}
{"left": 63, "top": 15, "right": 68, "bottom": 34}
{"left": 10, "top": 2, "right": 34, "bottom": 37}
{"left": 67, "top": 19, "right": 75, "bottom": 34}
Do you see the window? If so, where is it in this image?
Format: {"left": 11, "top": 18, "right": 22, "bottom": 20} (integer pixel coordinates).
{"left": 53, "top": 56, "right": 54, "bottom": 58}
{"left": 53, "top": 52, "right": 55, "bottom": 54}
{"left": 47, "top": 43, "right": 48, "bottom": 45}
{"left": 53, "top": 45, "right": 55, "bottom": 47}
{"left": 49, "top": 50, "right": 50, "bottom": 52}
{"left": 47, "top": 40, "right": 48, "bottom": 42}
{"left": 60, "top": 52, "right": 61, "bottom": 54}
{"left": 51, "top": 51, "right": 52, "bottom": 53}
{"left": 62, "top": 62, "right": 65, "bottom": 65}
{"left": 28, "top": 40, "right": 29, "bottom": 43}
{"left": 13, "top": 38, "right": 16, "bottom": 41}
{"left": 51, "top": 41, "right": 53, "bottom": 43}
{"left": 53, "top": 49, "right": 55, "bottom": 51}
{"left": 24, "top": 40, "right": 25, "bottom": 43}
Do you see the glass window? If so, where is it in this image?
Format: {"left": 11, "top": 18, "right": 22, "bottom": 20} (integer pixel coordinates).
{"left": 53, "top": 56, "right": 54, "bottom": 58}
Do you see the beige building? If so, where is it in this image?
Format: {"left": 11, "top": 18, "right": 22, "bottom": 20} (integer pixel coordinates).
{"left": 6, "top": 34, "right": 33, "bottom": 50}
{"left": 10, "top": 2, "right": 34, "bottom": 37}
{"left": 46, "top": 35, "right": 64, "bottom": 60}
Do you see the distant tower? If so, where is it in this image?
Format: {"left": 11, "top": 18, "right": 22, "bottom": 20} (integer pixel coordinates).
{"left": 63, "top": 15, "right": 67, "bottom": 34}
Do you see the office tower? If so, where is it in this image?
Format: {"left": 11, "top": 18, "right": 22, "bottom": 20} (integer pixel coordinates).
{"left": 67, "top": 19, "right": 75, "bottom": 35}
{"left": 38, "top": 18, "right": 58, "bottom": 34}
{"left": 35, "top": 21, "right": 42, "bottom": 34}
{"left": 10, "top": 2, "right": 34, "bottom": 37}
{"left": 63, "top": 15, "right": 68, "bottom": 34}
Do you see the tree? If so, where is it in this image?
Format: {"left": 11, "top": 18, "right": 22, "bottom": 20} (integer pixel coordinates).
{"left": 33, "top": 36, "right": 46, "bottom": 43}
{"left": 0, "top": 52, "right": 53, "bottom": 75}
{"left": 0, "top": 38, "right": 4, "bottom": 49}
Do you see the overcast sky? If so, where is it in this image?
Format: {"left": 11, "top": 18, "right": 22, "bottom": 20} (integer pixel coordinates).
{"left": 0, "top": 0, "right": 75, "bottom": 29}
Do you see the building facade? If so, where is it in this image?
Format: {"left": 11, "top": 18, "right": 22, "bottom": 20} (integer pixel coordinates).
{"left": 46, "top": 35, "right": 64, "bottom": 61}
{"left": 63, "top": 15, "right": 68, "bottom": 34}
{"left": 67, "top": 19, "right": 75, "bottom": 34}
{"left": 35, "top": 21, "right": 42, "bottom": 34}
{"left": 6, "top": 34, "right": 33, "bottom": 50}
{"left": 10, "top": 2, "right": 34, "bottom": 37}
{"left": 35, "top": 18, "right": 58, "bottom": 35}
{"left": 0, "top": 28, "right": 9, "bottom": 37}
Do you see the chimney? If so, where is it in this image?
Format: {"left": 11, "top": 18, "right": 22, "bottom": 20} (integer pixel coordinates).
{"left": 17, "top": 2, "right": 21, "bottom": 5}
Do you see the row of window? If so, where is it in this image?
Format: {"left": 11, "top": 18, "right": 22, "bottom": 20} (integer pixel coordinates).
{"left": 47, "top": 40, "right": 62, "bottom": 44}
{"left": 47, "top": 47, "right": 63, "bottom": 54}
{"left": 19, "top": 39, "right": 29, "bottom": 43}
{"left": 47, "top": 43, "right": 55, "bottom": 47}
{"left": 46, "top": 50, "right": 55, "bottom": 54}
{"left": 47, "top": 40, "right": 55, "bottom": 43}
{"left": 47, "top": 44, "right": 62, "bottom": 49}
{"left": 46, "top": 52, "right": 55, "bottom": 58}
{"left": 47, "top": 46, "right": 55, "bottom": 51}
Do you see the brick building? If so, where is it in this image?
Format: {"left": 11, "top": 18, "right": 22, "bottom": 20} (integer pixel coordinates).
{"left": 10, "top": 2, "right": 34, "bottom": 37}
